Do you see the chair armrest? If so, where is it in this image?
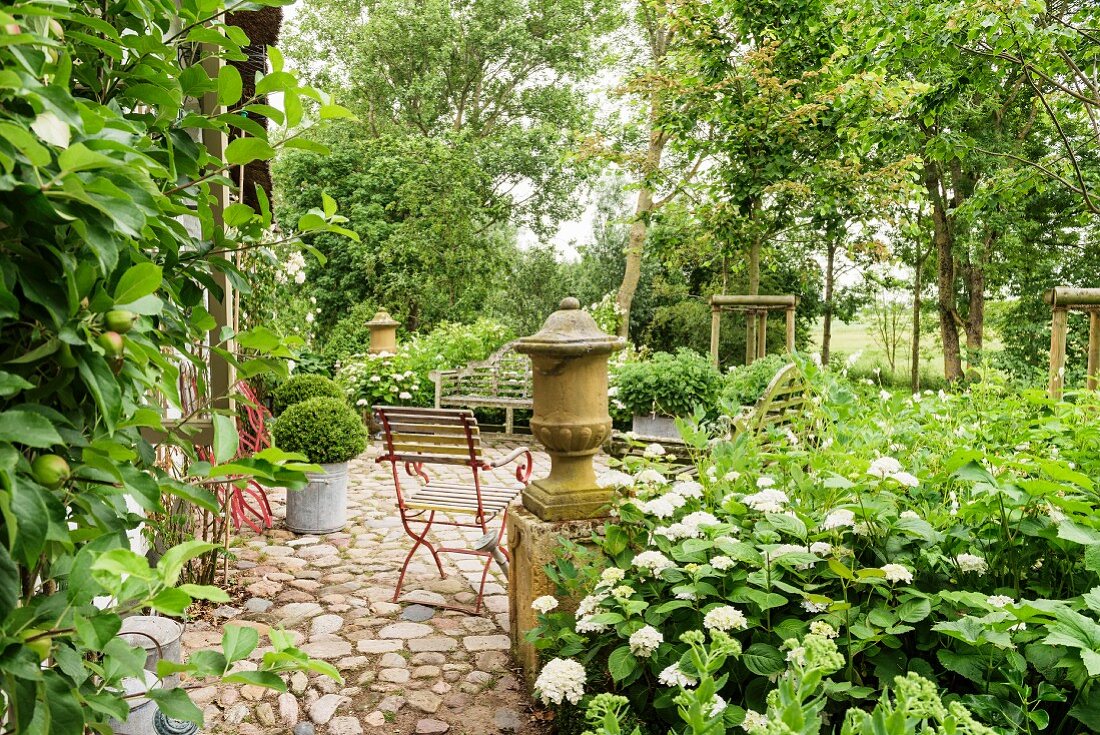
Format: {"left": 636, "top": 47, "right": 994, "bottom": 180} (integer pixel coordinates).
{"left": 487, "top": 446, "right": 534, "bottom": 484}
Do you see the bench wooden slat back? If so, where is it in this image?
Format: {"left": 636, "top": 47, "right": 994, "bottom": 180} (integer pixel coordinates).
{"left": 434, "top": 343, "right": 532, "bottom": 400}
{"left": 376, "top": 406, "right": 482, "bottom": 465}
{"left": 747, "top": 363, "right": 810, "bottom": 433}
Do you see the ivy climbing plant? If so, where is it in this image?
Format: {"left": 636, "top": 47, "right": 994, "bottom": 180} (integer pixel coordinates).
{"left": 0, "top": 0, "right": 357, "bottom": 730}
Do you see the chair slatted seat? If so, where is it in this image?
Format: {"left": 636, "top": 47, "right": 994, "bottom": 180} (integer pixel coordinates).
{"left": 375, "top": 405, "right": 533, "bottom": 613}
{"left": 430, "top": 342, "right": 533, "bottom": 434}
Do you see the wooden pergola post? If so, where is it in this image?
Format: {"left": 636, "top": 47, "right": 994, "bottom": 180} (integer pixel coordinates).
{"left": 201, "top": 52, "right": 235, "bottom": 415}
{"left": 785, "top": 308, "right": 796, "bottom": 353}
{"left": 756, "top": 311, "right": 768, "bottom": 361}
{"left": 1049, "top": 307, "right": 1068, "bottom": 399}
{"left": 710, "top": 306, "right": 721, "bottom": 368}
{"left": 1043, "top": 287, "right": 1100, "bottom": 399}
{"left": 1089, "top": 310, "right": 1100, "bottom": 391}
{"left": 745, "top": 313, "right": 757, "bottom": 366}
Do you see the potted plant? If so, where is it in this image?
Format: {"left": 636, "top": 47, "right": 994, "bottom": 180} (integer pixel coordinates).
{"left": 272, "top": 396, "right": 368, "bottom": 533}
{"left": 271, "top": 373, "right": 346, "bottom": 415}
{"left": 615, "top": 349, "right": 722, "bottom": 439}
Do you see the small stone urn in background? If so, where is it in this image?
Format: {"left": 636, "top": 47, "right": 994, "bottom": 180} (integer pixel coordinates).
{"left": 367, "top": 310, "right": 400, "bottom": 354}
{"left": 508, "top": 297, "right": 625, "bottom": 686}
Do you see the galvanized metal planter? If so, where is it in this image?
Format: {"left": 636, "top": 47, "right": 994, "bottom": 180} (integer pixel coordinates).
{"left": 286, "top": 462, "right": 348, "bottom": 534}
{"left": 631, "top": 413, "right": 680, "bottom": 440}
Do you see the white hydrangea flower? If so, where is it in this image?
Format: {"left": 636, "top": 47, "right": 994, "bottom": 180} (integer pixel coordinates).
{"left": 756, "top": 476, "right": 776, "bottom": 488}
{"left": 724, "top": 470, "right": 742, "bottom": 482}
{"left": 742, "top": 709, "right": 769, "bottom": 732}
{"left": 657, "top": 663, "right": 697, "bottom": 687}
{"left": 899, "top": 510, "right": 920, "bottom": 520}
{"left": 743, "top": 488, "right": 789, "bottom": 513}
{"left": 597, "top": 470, "right": 634, "bottom": 488}
{"left": 987, "top": 595, "right": 1014, "bottom": 608}
{"left": 370, "top": 375, "right": 382, "bottom": 383}
{"left": 891, "top": 471, "right": 919, "bottom": 488}
{"left": 786, "top": 646, "right": 807, "bottom": 665}
{"left": 868, "top": 456, "right": 903, "bottom": 478}
{"left": 673, "top": 480, "right": 704, "bottom": 499}
{"left": 643, "top": 443, "right": 666, "bottom": 458}
{"left": 881, "top": 564, "right": 913, "bottom": 584}
{"left": 654, "top": 523, "right": 699, "bottom": 541}
{"left": 398, "top": 391, "right": 412, "bottom": 400}
{"left": 809, "top": 621, "right": 838, "bottom": 639}
{"left": 598, "top": 567, "right": 626, "bottom": 586}
{"left": 809, "top": 541, "right": 832, "bottom": 556}
{"left": 822, "top": 509, "right": 855, "bottom": 531}
{"left": 575, "top": 615, "right": 608, "bottom": 634}
{"left": 575, "top": 593, "right": 606, "bottom": 617}
{"left": 675, "top": 589, "right": 697, "bottom": 600}
{"left": 682, "top": 511, "right": 719, "bottom": 530}
{"left": 664, "top": 492, "right": 687, "bottom": 509}
{"left": 709, "top": 694, "right": 727, "bottom": 718}
{"left": 534, "top": 658, "right": 586, "bottom": 705}
{"left": 632, "top": 550, "right": 674, "bottom": 574}
{"left": 638, "top": 497, "right": 676, "bottom": 519}
{"left": 635, "top": 469, "right": 668, "bottom": 485}
{"left": 531, "top": 596, "right": 558, "bottom": 614}
{"left": 703, "top": 605, "right": 748, "bottom": 631}
{"left": 610, "top": 586, "right": 635, "bottom": 599}
{"left": 628, "top": 625, "right": 663, "bottom": 657}
{"left": 710, "top": 555, "right": 736, "bottom": 570}
{"left": 802, "top": 600, "right": 828, "bottom": 613}
{"left": 955, "top": 553, "right": 988, "bottom": 575}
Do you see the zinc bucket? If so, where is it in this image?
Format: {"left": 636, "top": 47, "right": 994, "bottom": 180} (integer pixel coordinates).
{"left": 286, "top": 462, "right": 348, "bottom": 534}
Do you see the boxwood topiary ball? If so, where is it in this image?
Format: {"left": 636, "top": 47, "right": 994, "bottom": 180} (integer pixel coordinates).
{"left": 271, "top": 373, "right": 346, "bottom": 415}
{"left": 272, "top": 396, "right": 368, "bottom": 464}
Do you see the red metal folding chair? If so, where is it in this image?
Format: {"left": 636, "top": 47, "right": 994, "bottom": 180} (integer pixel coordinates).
{"left": 374, "top": 406, "right": 532, "bottom": 614}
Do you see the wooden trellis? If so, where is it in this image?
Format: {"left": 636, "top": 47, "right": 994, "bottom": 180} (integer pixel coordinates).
{"left": 1044, "top": 287, "right": 1100, "bottom": 398}
{"left": 709, "top": 294, "right": 798, "bottom": 368}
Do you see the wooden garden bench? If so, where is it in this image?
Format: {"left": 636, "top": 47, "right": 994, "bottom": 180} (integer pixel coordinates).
{"left": 732, "top": 362, "right": 811, "bottom": 439}
{"left": 374, "top": 405, "right": 533, "bottom": 613}
{"left": 430, "top": 341, "right": 532, "bottom": 434}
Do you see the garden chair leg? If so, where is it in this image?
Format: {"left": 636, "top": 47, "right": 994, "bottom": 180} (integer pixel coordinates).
{"left": 393, "top": 511, "right": 446, "bottom": 603}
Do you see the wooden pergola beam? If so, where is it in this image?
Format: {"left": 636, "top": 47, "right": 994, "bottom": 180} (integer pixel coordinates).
{"left": 1044, "top": 287, "right": 1100, "bottom": 308}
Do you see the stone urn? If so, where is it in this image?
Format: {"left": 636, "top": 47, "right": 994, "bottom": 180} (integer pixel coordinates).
{"left": 514, "top": 297, "right": 625, "bottom": 521}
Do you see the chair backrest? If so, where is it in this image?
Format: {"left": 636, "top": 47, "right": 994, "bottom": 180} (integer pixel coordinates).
{"left": 747, "top": 363, "right": 810, "bottom": 433}
{"left": 374, "top": 406, "right": 483, "bottom": 466}
{"left": 438, "top": 342, "right": 532, "bottom": 400}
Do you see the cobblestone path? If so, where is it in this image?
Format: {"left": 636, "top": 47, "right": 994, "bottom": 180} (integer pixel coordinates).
{"left": 182, "top": 440, "right": 572, "bottom": 735}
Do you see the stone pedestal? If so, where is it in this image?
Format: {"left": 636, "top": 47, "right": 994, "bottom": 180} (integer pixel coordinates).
{"left": 506, "top": 505, "right": 605, "bottom": 689}
{"left": 508, "top": 297, "right": 623, "bottom": 689}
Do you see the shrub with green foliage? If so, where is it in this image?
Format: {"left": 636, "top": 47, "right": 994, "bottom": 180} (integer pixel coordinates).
{"left": 272, "top": 397, "right": 368, "bottom": 464}
{"left": 720, "top": 353, "right": 789, "bottom": 407}
{"left": 615, "top": 350, "right": 723, "bottom": 417}
{"left": 337, "top": 318, "right": 514, "bottom": 407}
{"left": 0, "top": 0, "right": 356, "bottom": 728}
{"left": 319, "top": 301, "right": 380, "bottom": 370}
{"left": 272, "top": 374, "right": 346, "bottom": 414}
{"left": 531, "top": 362, "right": 1100, "bottom": 734}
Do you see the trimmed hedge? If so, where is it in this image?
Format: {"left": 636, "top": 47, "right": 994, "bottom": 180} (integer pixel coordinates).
{"left": 271, "top": 397, "right": 367, "bottom": 464}
{"left": 272, "top": 373, "right": 346, "bottom": 415}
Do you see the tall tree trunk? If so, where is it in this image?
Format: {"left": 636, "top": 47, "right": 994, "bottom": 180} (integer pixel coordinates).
{"left": 910, "top": 247, "right": 924, "bottom": 392}
{"left": 961, "top": 229, "right": 993, "bottom": 367}
{"left": 616, "top": 20, "right": 671, "bottom": 340}
{"left": 924, "top": 162, "right": 964, "bottom": 381}
{"left": 822, "top": 239, "right": 836, "bottom": 366}
{"left": 617, "top": 187, "right": 653, "bottom": 338}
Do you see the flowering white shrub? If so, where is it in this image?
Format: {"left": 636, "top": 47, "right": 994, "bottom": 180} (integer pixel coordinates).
{"left": 527, "top": 361, "right": 1100, "bottom": 733}
{"left": 628, "top": 625, "right": 663, "bottom": 657}
{"left": 531, "top": 595, "right": 559, "bottom": 614}
{"left": 534, "top": 658, "right": 586, "bottom": 705}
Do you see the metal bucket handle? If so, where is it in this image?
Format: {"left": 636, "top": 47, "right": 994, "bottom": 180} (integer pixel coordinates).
{"left": 124, "top": 629, "right": 165, "bottom": 664}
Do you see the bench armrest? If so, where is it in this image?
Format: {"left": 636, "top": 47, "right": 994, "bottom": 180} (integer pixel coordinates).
{"left": 487, "top": 446, "right": 533, "bottom": 484}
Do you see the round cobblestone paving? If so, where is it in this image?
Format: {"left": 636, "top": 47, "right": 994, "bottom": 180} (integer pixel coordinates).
{"left": 183, "top": 440, "right": 580, "bottom": 735}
